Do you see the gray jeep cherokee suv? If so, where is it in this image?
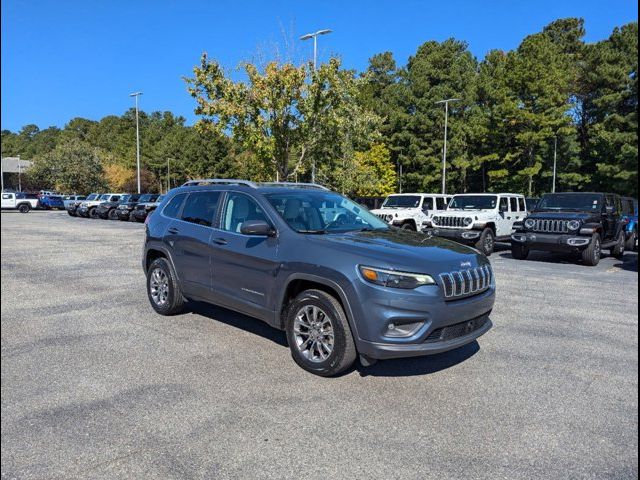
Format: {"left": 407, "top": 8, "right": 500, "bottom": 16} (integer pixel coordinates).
{"left": 143, "top": 179, "right": 495, "bottom": 376}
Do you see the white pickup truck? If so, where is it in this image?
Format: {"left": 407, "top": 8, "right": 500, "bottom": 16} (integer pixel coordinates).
{"left": 370, "top": 193, "right": 452, "bottom": 231}
{"left": 1, "top": 192, "right": 39, "bottom": 213}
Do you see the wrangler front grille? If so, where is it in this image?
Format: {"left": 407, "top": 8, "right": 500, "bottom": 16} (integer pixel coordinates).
{"left": 531, "top": 219, "right": 569, "bottom": 233}
{"left": 439, "top": 265, "right": 492, "bottom": 299}
{"left": 432, "top": 216, "right": 469, "bottom": 228}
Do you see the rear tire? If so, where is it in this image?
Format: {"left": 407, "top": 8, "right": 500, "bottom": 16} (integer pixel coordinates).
{"left": 511, "top": 243, "right": 529, "bottom": 260}
{"left": 146, "top": 257, "right": 185, "bottom": 315}
{"left": 18, "top": 203, "right": 30, "bottom": 213}
{"left": 476, "top": 228, "right": 495, "bottom": 256}
{"left": 611, "top": 231, "right": 625, "bottom": 259}
{"left": 285, "top": 289, "right": 357, "bottom": 377}
{"left": 582, "top": 233, "right": 601, "bottom": 266}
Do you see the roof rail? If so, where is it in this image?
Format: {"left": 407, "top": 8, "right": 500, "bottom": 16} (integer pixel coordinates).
{"left": 181, "top": 179, "right": 257, "bottom": 188}
{"left": 259, "top": 182, "right": 330, "bottom": 191}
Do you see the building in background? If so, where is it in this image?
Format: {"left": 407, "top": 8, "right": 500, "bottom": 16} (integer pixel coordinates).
{"left": 1, "top": 157, "right": 33, "bottom": 191}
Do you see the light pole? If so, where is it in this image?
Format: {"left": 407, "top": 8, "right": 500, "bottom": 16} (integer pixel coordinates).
{"left": 300, "top": 29, "right": 332, "bottom": 71}
{"left": 301, "top": 29, "right": 332, "bottom": 184}
{"left": 129, "top": 92, "right": 143, "bottom": 193}
{"left": 435, "top": 98, "right": 460, "bottom": 195}
{"left": 552, "top": 135, "right": 558, "bottom": 193}
{"left": 17, "top": 155, "right": 22, "bottom": 192}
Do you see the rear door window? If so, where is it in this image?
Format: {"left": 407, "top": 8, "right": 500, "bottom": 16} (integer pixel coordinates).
{"left": 181, "top": 192, "right": 221, "bottom": 227}
{"left": 422, "top": 198, "right": 434, "bottom": 210}
{"left": 499, "top": 197, "right": 509, "bottom": 212}
{"left": 518, "top": 198, "right": 526, "bottom": 211}
{"left": 510, "top": 197, "right": 518, "bottom": 212}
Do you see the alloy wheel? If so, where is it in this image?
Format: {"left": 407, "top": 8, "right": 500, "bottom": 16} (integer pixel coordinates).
{"left": 293, "top": 305, "right": 335, "bottom": 363}
{"left": 149, "top": 268, "right": 169, "bottom": 306}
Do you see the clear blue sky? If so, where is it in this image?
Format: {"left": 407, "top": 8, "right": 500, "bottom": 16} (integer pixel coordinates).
{"left": 1, "top": 0, "right": 637, "bottom": 132}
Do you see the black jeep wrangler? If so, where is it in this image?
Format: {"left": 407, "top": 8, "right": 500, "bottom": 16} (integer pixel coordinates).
{"left": 510, "top": 192, "right": 626, "bottom": 266}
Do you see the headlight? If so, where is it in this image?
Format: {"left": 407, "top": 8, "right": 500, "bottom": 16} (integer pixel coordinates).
{"left": 431, "top": 217, "right": 438, "bottom": 226}
{"left": 464, "top": 217, "right": 473, "bottom": 226}
{"left": 359, "top": 266, "right": 435, "bottom": 289}
{"left": 567, "top": 220, "right": 581, "bottom": 231}
{"left": 524, "top": 218, "right": 536, "bottom": 229}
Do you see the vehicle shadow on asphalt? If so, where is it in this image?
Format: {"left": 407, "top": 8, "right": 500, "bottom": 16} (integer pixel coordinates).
{"left": 356, "top": 341, "right": 480, "bottom": 378}
{"left": 187, "top": 300, "right": 482, "bottom": 378}
{"left": 612, "top": 252, "right": 639, "bottom": 272}
{"left": 187, "top": 301, "right": 288, "bottom": 347}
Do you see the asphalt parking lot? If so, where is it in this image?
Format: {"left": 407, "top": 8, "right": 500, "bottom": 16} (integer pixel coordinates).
{"left": 1, "top": 210, "right": 638, "bottom": 480}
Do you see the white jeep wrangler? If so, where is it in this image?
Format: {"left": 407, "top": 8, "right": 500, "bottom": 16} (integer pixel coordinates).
{"left": 370, "top": 193, "right": 452, "bottom": 231}
{"left": 429, "top": 193, "right": 527, "bottom": 255}
{"left": 1, "top": 192, "right": 39, "bottom": 213}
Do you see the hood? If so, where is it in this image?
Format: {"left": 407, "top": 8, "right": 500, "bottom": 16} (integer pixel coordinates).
{"left": 308, "top": 228, "right": 487, "bottom": 273}
{"left": 528, "top": 211, "right": 599, "bottom": 222}
{"left": 371, "top": 207, "right": 420, "bottom": 214}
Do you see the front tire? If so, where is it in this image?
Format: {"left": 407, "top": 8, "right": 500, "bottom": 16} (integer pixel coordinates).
{"left": 625, "top": 231, "right": 637, "bottom": 252}
{"left": 18, "top": 203, "right": 30, "bottom": 213}
{"left": 511, "top": 243, "right": 529, "bottom": 260}
{"left": 146, "top": 257, "right": 185, "bottom": 315}
{"left": 108, "top": 209, "right": 119, "bottom": 220}
{"left": 67, "top": 210, "right": 76, "bottom": 217}
{"left": 285, "top": 289, "right": 357, "bottom": 377}
{"left": 401, "top": 222, "right": 416, "bottom": 231}
{"left": 582, "top": 233, "right": 601, "bottom": 266}
{"left": 476, "top": 228, "right": 495, "bottom": 256}
{"left": 88, "top": 207, "right": 99, "bottom": 219}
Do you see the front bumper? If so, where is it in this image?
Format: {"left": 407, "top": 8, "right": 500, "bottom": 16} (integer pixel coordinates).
{"left": 349, "top": 278, "right": 496, "bottom": 360}
{"left": 511, "top": 231, "right": 591, "bottom": 252}
{"left": 131, "top": 210, "right": 149, "bottom": 221}
{"left": 429, "top": 227, "right": 480, "bottom": 244}
{"left": 115, "top": 209, "right": 132, "bottom": 219}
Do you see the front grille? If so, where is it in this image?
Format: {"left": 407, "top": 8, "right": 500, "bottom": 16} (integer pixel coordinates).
{"left": 530, "top": 219, "right": 569, "bottom": 233}
{"left": 135, "top": 204, "right": 146, "bottom": 211}
{"left": 432, "top": 216, "right": 469, "bottom": 228}
{"left": 425, "top": 313, "right": 490, "bottom": 343}
{"left": 375, "top": 213, "right": 392, "bottom": 222}
{"left": 439, "top": 265, "right": 492, "bottom": 299}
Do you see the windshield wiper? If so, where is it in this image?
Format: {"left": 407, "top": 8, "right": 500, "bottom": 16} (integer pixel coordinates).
{"left": 298, "top": 229, "right": 327, "bottom": 234}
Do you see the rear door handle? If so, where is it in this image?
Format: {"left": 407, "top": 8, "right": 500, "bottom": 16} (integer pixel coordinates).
{"left": 212, "top": 237, "right": 228, "bottom": 245}
{"left": 167, "top": 227, "right": 179, "bottom": 234}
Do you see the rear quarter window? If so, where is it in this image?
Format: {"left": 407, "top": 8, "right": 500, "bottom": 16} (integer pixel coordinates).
{"left": 162, "top": 194, "right": 187, "bottom": 219}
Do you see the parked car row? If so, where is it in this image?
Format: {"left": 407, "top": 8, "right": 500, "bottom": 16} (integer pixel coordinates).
{"left": 371, "top": 191, "right": 636, "bottom": 266}
{"left": 66, "top": 192, "right": 163, "bottom": 222}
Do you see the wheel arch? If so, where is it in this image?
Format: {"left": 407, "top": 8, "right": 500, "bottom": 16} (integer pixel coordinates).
{"left": 277, "top": 273, "right": 359, "bottom": 340}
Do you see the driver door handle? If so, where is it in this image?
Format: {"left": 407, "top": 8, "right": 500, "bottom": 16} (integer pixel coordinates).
{"left": 212, "top": 237, "right": 228, "bottom": 245}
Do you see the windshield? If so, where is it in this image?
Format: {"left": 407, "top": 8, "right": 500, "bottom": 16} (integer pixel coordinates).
{"left": 449, "top": 195, "right": 497, "bottom": 210}
{"left": 266, "top": 191, "right": 389, "bottom": 233}
{"left": 139, "top": 194, "right": 157, "bottom": 203}
{"left": 99, "top": 194, "right": 110, "bottom": 200}
{"left": 86, "top": 194, "right": 99, "bottom": 201}
{"left": 536, "top": 193, "right": 602, "bottom": 212}
{"left": 382, "top": 195, "right": 421, "bottom": 208}
{"left": 120, "top": 195, "right": 131, "bottom": 203}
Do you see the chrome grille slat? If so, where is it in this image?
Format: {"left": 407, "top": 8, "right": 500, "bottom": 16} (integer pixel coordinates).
{"left": 439, "top": 265, "right": 493, "bottom": 299}
{"left": 532, "top": 219, "right": 569, "bottom": 233}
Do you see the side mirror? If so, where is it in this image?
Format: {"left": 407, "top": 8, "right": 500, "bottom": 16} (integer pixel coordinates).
{"left": 240, "top": 220, "right": 276, "bottom": 237}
